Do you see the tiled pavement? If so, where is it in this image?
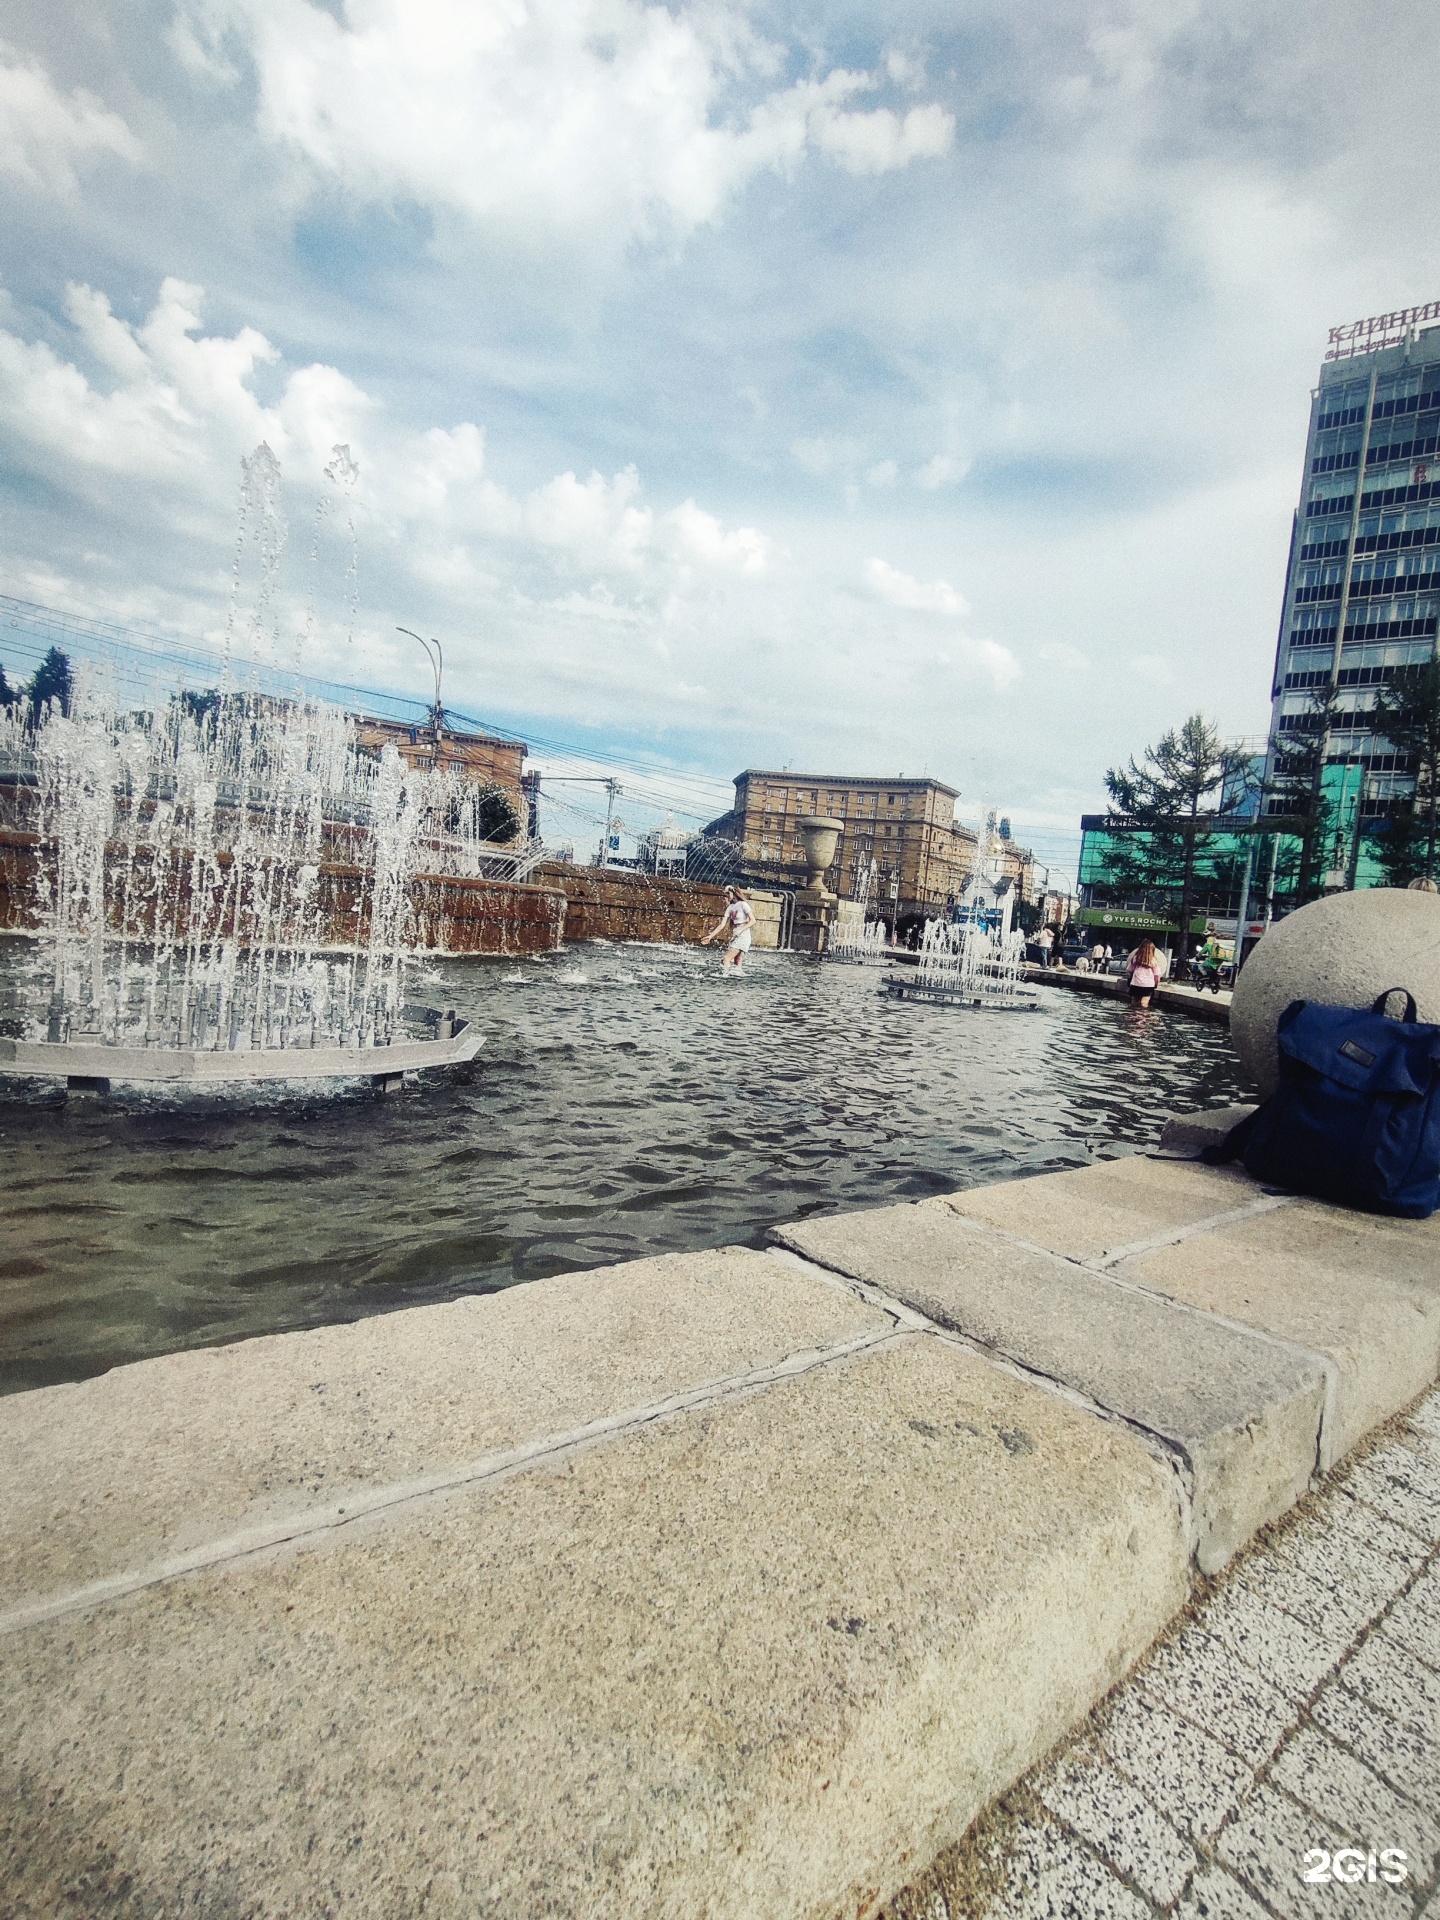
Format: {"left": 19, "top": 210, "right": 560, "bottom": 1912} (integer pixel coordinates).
{"left": 888, "top": 1389, "right": 1440, "bottom": 1919}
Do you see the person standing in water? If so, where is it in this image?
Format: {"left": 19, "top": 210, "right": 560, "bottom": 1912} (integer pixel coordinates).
{"left": 1126, "top": 939, "right": 1161, "bottom": 1009}
{"left": 702, "top": 887, "right": 756, "bottom": 970}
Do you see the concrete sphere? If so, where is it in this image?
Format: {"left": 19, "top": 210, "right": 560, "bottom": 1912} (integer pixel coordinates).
{"left": 1231, "top": 889, "right": 1440, "bottom": 1096}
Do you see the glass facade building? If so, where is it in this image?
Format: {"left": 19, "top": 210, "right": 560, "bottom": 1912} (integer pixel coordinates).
{"left": 1265, "top": 310, "right": 1440, "bottom": 884}
{"left": 1077, "top": 758, "right": 1277, "bottom": 945}
{"left": 1081, "top": 306, "right": 1440, "bottom": 946}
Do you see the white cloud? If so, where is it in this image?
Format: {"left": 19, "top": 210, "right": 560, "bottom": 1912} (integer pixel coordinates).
{"left": 865, "top": 459, "right": 898, "bottom": 487}
{"left": 667, "top": 499, "right": 771, "bottom": 573}
{"left": 0, "top": 43, "right": 141, "bottom": 196}
{"left": 863, "top": 557, "right": 1018, "bottom": 690}
{"left": 1129, "top": 653, "right": 1175, "bottom": 686}
{"left": 915, "top": 453, "right": 968, "bottom": 490}
{"left": 809, "top": 92, "right": 953, "bottom": 176}
{"left": 172, "top": 1, "right": 952, "bottom": 246}
{"left": 865, "top": 556, "right": 969, "bottom": 617}
{"left": 521, "top": 467, "right": 654, "bottom": 573}
{"left": 0, "top": 275, "right": 775, "bottom": 604}
{"left": 884, "top": 51, "right": 926, "bottom": 90}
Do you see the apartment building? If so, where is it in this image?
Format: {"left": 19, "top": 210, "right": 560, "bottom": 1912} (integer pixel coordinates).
{"left": 706, "top": 769, "right": 1032, "bottom": 924}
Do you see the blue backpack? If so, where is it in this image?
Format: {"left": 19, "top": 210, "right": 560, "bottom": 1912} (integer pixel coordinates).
{"left": 1205, "top": 989, "right": 1440, "bottom": 1219}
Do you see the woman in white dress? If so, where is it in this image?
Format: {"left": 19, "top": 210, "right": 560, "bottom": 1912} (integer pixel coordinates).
{"left": 702, "top": 887, "right": 756, "bottom": 970}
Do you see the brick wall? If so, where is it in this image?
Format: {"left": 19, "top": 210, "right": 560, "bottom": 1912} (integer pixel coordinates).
{"left": 0, "top": 831, "right": 565, "bottom": 957}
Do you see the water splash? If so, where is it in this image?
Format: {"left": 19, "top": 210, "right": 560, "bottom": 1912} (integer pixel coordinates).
{"left": 0, "top": 673, "right": 528, "bottom": 1055}
{"left": 912, "top": 918, "right": 1027, "bottom": 1001}
{"left": 324, "top": 442, "right": 361, "bottom": 648}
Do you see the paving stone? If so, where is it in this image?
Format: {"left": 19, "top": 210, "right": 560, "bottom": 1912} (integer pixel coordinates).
{"left": 1312, "top": 1681, "right": 1440, "bottom": 1818}
{"left": 1197, "top": 1582, "right": 1340, "bottom": 1699}
{"left": 1342, "top": 1630, "right": 1440, "bottom": 1742}
{"left": 1268, "top": 1490, "right": 1428, "bottom": 1582}
{"left": 1175, "top": 1863, "right": 1273, "bottom": 1919}
{"left": 1094, "top": 1689, "right": 1250, "bottom": 1841}
{"left": 1239, "top": 1554, "right": 1386, "bottom": 1653}
{"left": 1216, "top": 1782, "right": 1389, "bottom": 1918}
{"left": 775, "top": 1199, "right": 1327, "bottom": 1574}
{"left": 1342, "top": 1448, "right": 1440, "bottom": 1544}
{"left": 1383, "top": 1574, "right": 1440, "bottom": 1671}
{"left": 978, "top": 1816, "right": 1153, "bottom": 1920}
{"left": 1270, "top": 1722, "right": 1440, "bottom": 1874}
{"left": 1410, "top": 1395, "right": 1440, "bottom": 1442}
{"left": 1367, "top": 1437, "right": 1440, "bottom": 1497}
{"left": 1034, "top": 1743, "right": 1198, "bottom": 1906}
{"left": 1139, "top": 1625, "right": 1298, "bottom": 1766}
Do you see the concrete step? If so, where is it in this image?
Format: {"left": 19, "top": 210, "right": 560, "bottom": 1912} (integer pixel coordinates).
{"left": 943, "top": 1152, "right": 1440, "bottom": 1469}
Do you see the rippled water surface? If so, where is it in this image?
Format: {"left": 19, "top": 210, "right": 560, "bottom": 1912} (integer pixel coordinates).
{"left": 0, "top": 945, "right": 1252, "bottom": 1394}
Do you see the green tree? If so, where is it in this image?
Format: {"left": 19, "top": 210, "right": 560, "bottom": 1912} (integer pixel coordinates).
{"left": 444, "top": 782, "right": 523, "bottom": 844}
{"left": 0, "top": 661, "right": 16, "bottom": 710}
{"left": 1367, "top": 659, "right": 1440, "bottom": 885}
{"left": 473, "top": 782, "right": 522, "bottom": 844}
{"left": 25, "top": 646, "right": 72, "bottom": 718}
{"left": 1263, "top": 684, "right": 1337, "bottom": 906}
{"left": 1105, "top": 714, "right": 1253, "bottom": 979}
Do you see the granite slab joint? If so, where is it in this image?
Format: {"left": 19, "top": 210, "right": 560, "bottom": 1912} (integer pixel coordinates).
{"left": 934, "top": 1193, "right": 1343, "bottom": 1486}
{"left": 768, "top": 1245, "right": 1202, "bottom": 1548}
{"left": 773, "top": 1196, "right": 1334, "bottom": 1575}
{"left": 0, "top": 1319, "right": 911, "bottom": 1641}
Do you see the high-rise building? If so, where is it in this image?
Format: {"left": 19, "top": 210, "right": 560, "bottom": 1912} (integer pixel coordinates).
{"left": 1265, "top": 301, "right": 1440, "bottom": 885}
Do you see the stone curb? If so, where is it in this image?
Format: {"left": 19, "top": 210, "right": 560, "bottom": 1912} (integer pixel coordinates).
{"left": 771, "top": 1196, "right": 1328, "bottom": 1576}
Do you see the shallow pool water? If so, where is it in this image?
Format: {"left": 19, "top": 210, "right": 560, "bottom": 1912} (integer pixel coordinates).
{"left": 0, "top": 944, "right": 1252, "bottom": 1394}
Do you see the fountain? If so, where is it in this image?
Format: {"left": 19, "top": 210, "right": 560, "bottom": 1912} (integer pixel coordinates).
{"left": 885, "top": 811, "right": 1037, "bottom": 1011}
{"left": 0, "top": 444, "right": 493, "bottom": 1093}
{"left": 0, "top": 679, "right": 485, "bottom": 1090}
{"left": 829, "top": 855, "right": 890, "bottom": 963}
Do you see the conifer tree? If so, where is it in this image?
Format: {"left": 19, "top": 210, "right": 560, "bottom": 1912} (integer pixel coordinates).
{"left": 1367, "top": 659, "right": 1440, "bottom": 886}
{"left": 1105, "top": 714, "right": 1252, "bottom": 979}
{"left": 1263, "top": 683, "right": 1338, "bottom": 905}
{"left": 25, "top": 647, "right": 72, "bottom": 718}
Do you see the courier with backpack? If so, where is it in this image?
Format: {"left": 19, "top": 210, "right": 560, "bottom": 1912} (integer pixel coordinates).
{"left": 1203, "top": 988, "right": 1440, "bottom": 1219}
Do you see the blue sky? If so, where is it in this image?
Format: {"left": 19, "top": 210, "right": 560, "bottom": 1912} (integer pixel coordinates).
{"left": 2, "top": 0, "right": 1438, "bottom": 876}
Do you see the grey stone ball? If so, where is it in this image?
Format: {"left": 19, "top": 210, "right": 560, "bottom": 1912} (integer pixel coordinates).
{"left": 1231, "top": 888, "right": 1440, "bottom": 1096}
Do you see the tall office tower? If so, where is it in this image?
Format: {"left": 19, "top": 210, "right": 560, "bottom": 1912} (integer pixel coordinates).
{"left": 1266, "top": 302, "right": 1440, "bottom": 884}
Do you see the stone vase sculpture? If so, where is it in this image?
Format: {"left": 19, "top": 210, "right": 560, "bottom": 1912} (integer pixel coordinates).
{"left": 1231, "top": 887, "right": 1440, "bottom": 1096}
{"left": 793, "top": 814, "right": 844, "bottom": 952}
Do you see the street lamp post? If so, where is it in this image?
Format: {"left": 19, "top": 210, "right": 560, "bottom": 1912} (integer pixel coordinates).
{"left": 396, "top": 627, "right": 444, "bottom": 763}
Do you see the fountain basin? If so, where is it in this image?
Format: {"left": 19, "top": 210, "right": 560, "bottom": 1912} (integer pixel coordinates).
{"left": 885, "top": 977, "right": 1039, "bottom": 1010}
{"left": 0, "top": 1019, "right": 483, "bottom": 1087}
